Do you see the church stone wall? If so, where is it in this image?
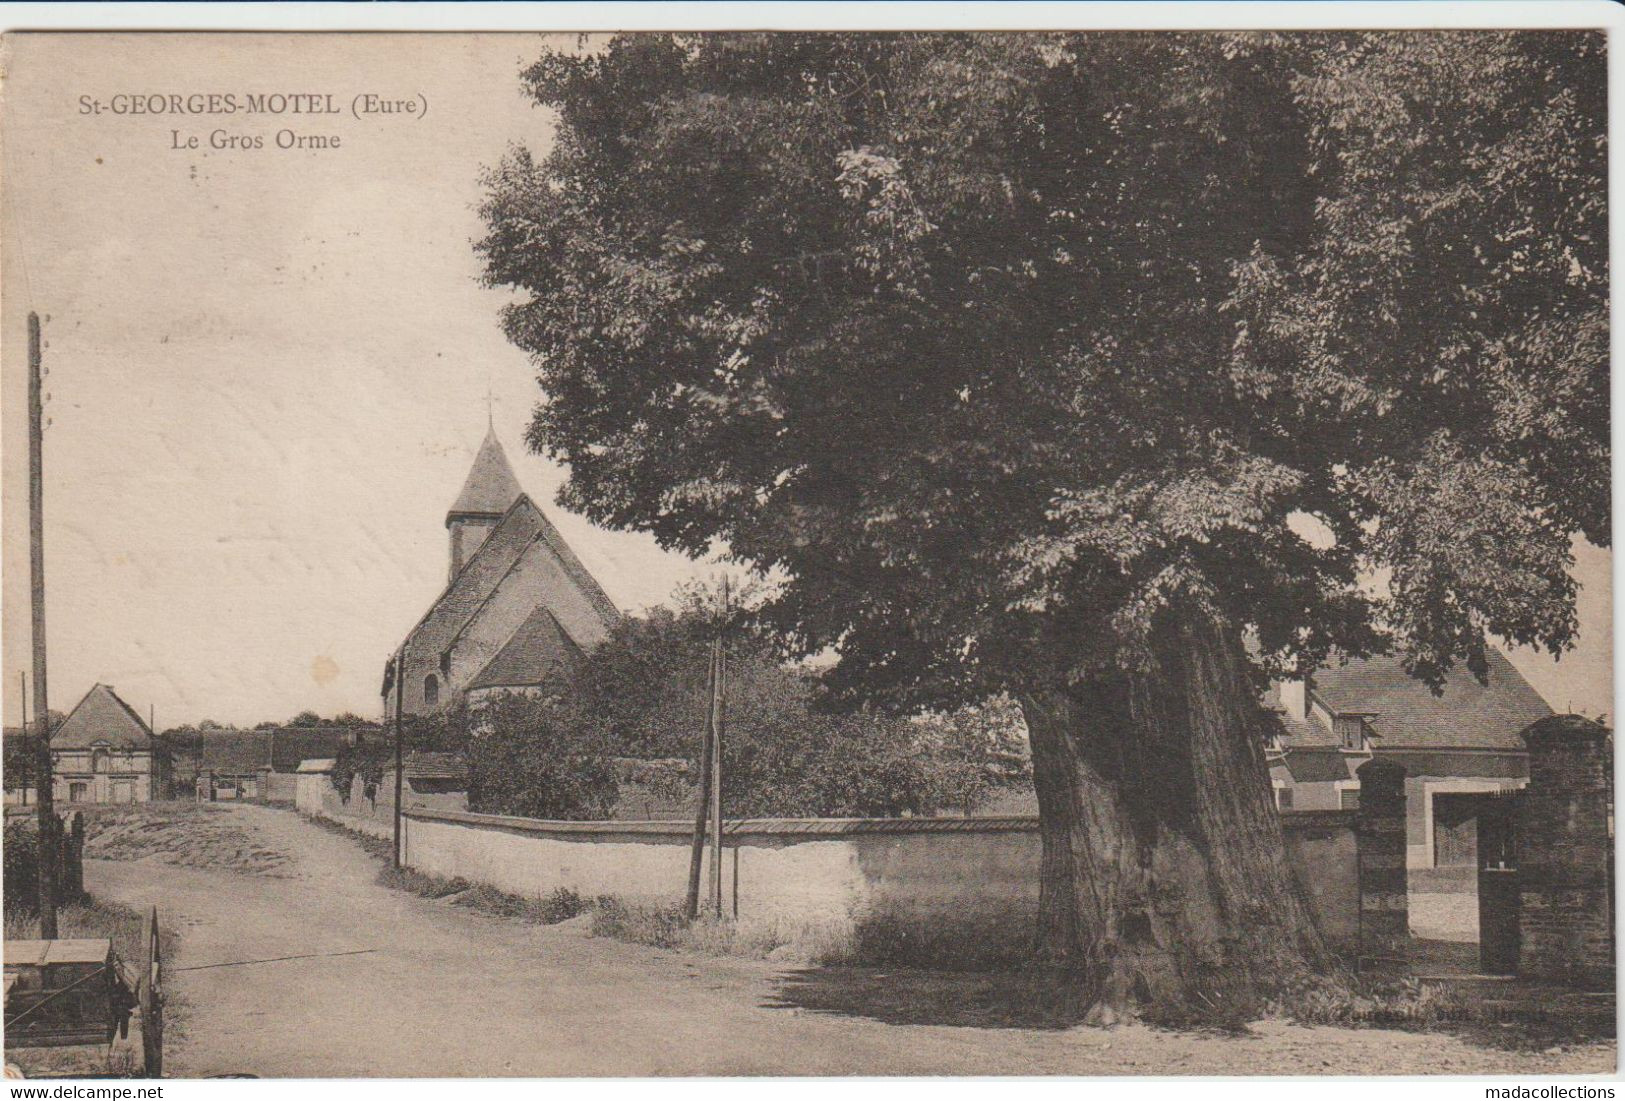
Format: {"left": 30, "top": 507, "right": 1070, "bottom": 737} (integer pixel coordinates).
{"left": 445, "top": 539, "right": 610, "bottom": 702}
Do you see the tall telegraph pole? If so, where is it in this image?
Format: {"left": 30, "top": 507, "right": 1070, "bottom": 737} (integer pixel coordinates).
{"left": 29, "top": 311, "right": 58, "bottom": 938}
{"left": 392, "top": 650, "right": 405, "bottom": 869}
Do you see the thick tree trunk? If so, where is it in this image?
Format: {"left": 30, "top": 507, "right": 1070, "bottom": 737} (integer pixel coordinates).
{"left": 1020, "top": 611, "right": 1334, "bottom": 1024}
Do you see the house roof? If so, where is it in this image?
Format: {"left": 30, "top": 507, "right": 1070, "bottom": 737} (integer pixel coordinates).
{"left": 448, "top": 427, "right": 523, "bottom": 520}
{"left": 468, "top": 605, "right": 583, "bottom": 690}
{"left": 166, "top": 727, "right": 365, "bottom": 773}
{"left": 389, "top": 751, "right": 467, "bottom": 782}
{"left": 51, "top": 685, "right": 155, "bottom": 750}
{"left": 296, "top": 758, "right": 336, "bottom": 774}
{"left": 1312, "top": 648, "right": 1552, "bottom": 751}
{"left": 1283, "top": 749, "right": 1360, "bottom": 784}
{"left": 1261, "top": 683, "right": 1341, "bottom": 749}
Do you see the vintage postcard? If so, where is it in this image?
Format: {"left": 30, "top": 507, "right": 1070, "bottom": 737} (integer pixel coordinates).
{"left": 0, "top": 11, "right": 1615, "bottom": 1082}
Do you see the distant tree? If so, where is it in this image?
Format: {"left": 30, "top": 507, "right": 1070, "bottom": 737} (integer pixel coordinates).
{"left": 329, "top": 703, "right": 468, "bottom": 800}
{"left": 3, "top": 732, "right": 35, "bottom": 792}
{"left": 914, "top": 695, "right": 1032, "bottom": 815}
{"left": 288, "top": 710, "right": 323, "bottom": 728}
{"left": 7, "top": 712, "right": 69, "bottom": 791}
{"left": 468, "top": 585, "right": 1030, "bottom": 819}
{"left": 481, "top": 32, "right": 1605, "bottom": 1018}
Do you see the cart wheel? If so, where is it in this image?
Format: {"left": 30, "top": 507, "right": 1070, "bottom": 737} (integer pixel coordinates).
{"left": 138, "top": 907, "right": 162, "bottom": 1078}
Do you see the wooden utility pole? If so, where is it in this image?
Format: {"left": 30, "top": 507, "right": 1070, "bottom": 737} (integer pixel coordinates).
{"left": 392, "top": 650, "right": 405, "bottom": 869}
{"left": 708, "top": 577, "right": 728, "bottom": 917}
{"left": 29, "top": 311, "right": 58, "bottom": 938}
{"left": 19, "top": 673, "right": 28, "bottom": 805}
{"left": 684, "top": 644, "right": 717, "bottom": 919}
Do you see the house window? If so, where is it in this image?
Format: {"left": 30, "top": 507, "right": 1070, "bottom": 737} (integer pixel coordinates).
{"left": 1340, "top": 788, "right": 1361, "bottom": 811}
{"left": 1335, "top": 716, "right": 1367, "bottom": 750}
{"left": 423, "top": 674, "right": 440, "bottom": 707}
{"left": 68, "top": 782, "right": 88, "bottom": 803}
{"left": 1276, "top": 786, "right": 1293, "bottom": 810}
{"left": 91, "top": 748, "right": 110, "bottom": 773}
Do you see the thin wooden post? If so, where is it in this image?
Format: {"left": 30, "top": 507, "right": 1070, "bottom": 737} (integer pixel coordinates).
{"left": 709, "top": 578, "right": 728, "bottom": 917}
{"left": 392, "top": 650, "right": 405, "bottom": 869}
{"left": 684, "top": 644, "right": 717, "bottom": 919}
{"left": 140, "top": 905, "right": 163, "bottom": 1076}
{"left": 29, "top": 311, "right": 57, "bottom": 939}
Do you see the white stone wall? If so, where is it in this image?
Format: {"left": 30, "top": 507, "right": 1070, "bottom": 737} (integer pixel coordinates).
{"left": 396, "top": 809, "right": 1362, "bottom": 948}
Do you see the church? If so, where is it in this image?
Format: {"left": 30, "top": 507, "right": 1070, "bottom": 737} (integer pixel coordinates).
{"left": 384, "top": 428, "right": 620, "bottom": 719}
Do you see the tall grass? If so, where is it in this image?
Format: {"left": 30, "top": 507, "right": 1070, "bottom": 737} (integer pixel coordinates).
{"left": 373, "top": 862, "right": 590, "bottom": 925}
{"left": 587, "top": 898, "right": 1029, "bottom": 970}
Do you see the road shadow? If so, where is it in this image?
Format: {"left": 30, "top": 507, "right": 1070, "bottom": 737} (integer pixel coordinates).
{"left": 762, "top": 965, "right": 1095, "bottom": 1030}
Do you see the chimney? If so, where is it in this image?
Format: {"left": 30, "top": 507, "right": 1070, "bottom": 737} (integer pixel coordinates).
{"left": 1279, "top": 678, "right": 1309, "bottom": 720}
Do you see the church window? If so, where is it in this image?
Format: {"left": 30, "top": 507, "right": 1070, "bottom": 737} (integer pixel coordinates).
{"left": 424, "top": 674, "right": 440, "bottom": 707}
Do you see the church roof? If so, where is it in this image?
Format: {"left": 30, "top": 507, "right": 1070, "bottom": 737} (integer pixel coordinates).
{"left": 447, "top": 427, "right": 523, "bottom": 520}
{"left": 402, "top": 494, "right": 619, "bottom": 664}
{"left": 52, "top": 685, "right": 156, "bottom": 750}
{"left": 469, "top": 605, "right": 584, "bottom": 690}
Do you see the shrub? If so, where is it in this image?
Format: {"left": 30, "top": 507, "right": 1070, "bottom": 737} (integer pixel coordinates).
{"left": 589, "top": 897, "right": 691, "bottom": 948}
{"left": 464, "top": 694, "right": 618, "bottom": 820}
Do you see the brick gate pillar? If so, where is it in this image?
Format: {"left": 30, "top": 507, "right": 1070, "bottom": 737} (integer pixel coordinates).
{"left": 1518, "top": 715, "right": 1613, "bottom": 988}
{"left": 1355, "top": 757, "right": 1409, "bottom": 965}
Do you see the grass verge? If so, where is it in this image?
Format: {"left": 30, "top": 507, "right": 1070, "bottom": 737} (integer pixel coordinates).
{"left": 304, "top": 811, "right": 590, "bottom": 926}
{"left": 587, "top": 897, "right": 1031, "bottom": 970}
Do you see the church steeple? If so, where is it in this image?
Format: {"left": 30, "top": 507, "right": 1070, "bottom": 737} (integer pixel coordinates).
{"left": 446, "top": 427, "right": 523, "bottom": 580}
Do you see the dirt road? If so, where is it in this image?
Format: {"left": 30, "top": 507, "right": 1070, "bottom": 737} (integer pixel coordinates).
{"left": 87, "top": 804, "right": 1614, "bottom": 1077}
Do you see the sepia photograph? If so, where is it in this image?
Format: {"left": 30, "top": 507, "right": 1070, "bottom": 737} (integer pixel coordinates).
{"left": 0, "top": 4, "right": 1616, "bottom": 1083}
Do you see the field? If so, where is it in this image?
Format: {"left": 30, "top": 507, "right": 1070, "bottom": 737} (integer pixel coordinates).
{"left": 75, "top": 801, "right": 291, "bottom": 875}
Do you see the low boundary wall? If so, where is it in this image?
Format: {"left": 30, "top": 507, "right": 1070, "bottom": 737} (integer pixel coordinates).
{"left": 398, "top": 807, "right": 1360, "bottom": 947}
{"left": 313, "top": 787, "right": 393, "bottom": 841}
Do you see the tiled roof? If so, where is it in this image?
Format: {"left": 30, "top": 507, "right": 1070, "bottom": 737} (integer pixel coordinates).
{"left": 394, "top": 751, "right": 467, "bottom": 782}
{"left": 265, "top": 728, "right": 369, "bottom": 771}
{"left": 168, "top": 728, "right": 364, "bottom": 773}
{"left": 468, "top": 606, "right": 583, "bottom": 690}
{"left": 406, "top": 497, "right": 550, "bottom": 656}
{"left": 51, "top": 686, "right": 154, "bottom": 750}
{"left": 1312, "top": 648, "right": 1552, "bottom": 751}
{"left": 448, "top": 428, "right": 523, "bottom": 518}
{"left": 1283, "top": 748, "right": 1360, "bottom": 784}
{"left": 1260, "top": 682, "right": 1339, "bottom": 747}
{"left": 406, "top": 494, "right": 620, "bottom": 661}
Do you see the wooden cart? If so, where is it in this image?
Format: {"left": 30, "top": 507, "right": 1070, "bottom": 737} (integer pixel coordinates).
{"left": 3, "top": 907, "right": 162, "bottom": 1078}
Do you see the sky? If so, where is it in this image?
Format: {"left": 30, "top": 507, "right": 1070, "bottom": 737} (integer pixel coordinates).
{"left": 1, "top": 33, "right": 717, "bottom": 727}
{"left": 0, "top": 32, "right": 1613, "bottom": 729}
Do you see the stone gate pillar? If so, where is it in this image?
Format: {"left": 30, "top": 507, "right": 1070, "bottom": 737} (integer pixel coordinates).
{"left": 1356, "top": 757, "right": 1409, "bottom": 965}
{"left": 1518, "top": 715, "right": 1613, "bottom": 988}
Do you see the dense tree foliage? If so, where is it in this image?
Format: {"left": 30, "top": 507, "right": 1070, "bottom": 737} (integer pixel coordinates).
{"left": 329, "top": 706, "right": 467, "bottom": 802}
{"left": 464, "top": 586, "right": 1032, "bottom": 819}
{"left": 465, "top": 693, "right": 620, "bottom": 819}
{"left": 479, "top": 32, "right": 1605, "bottom": 1019}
